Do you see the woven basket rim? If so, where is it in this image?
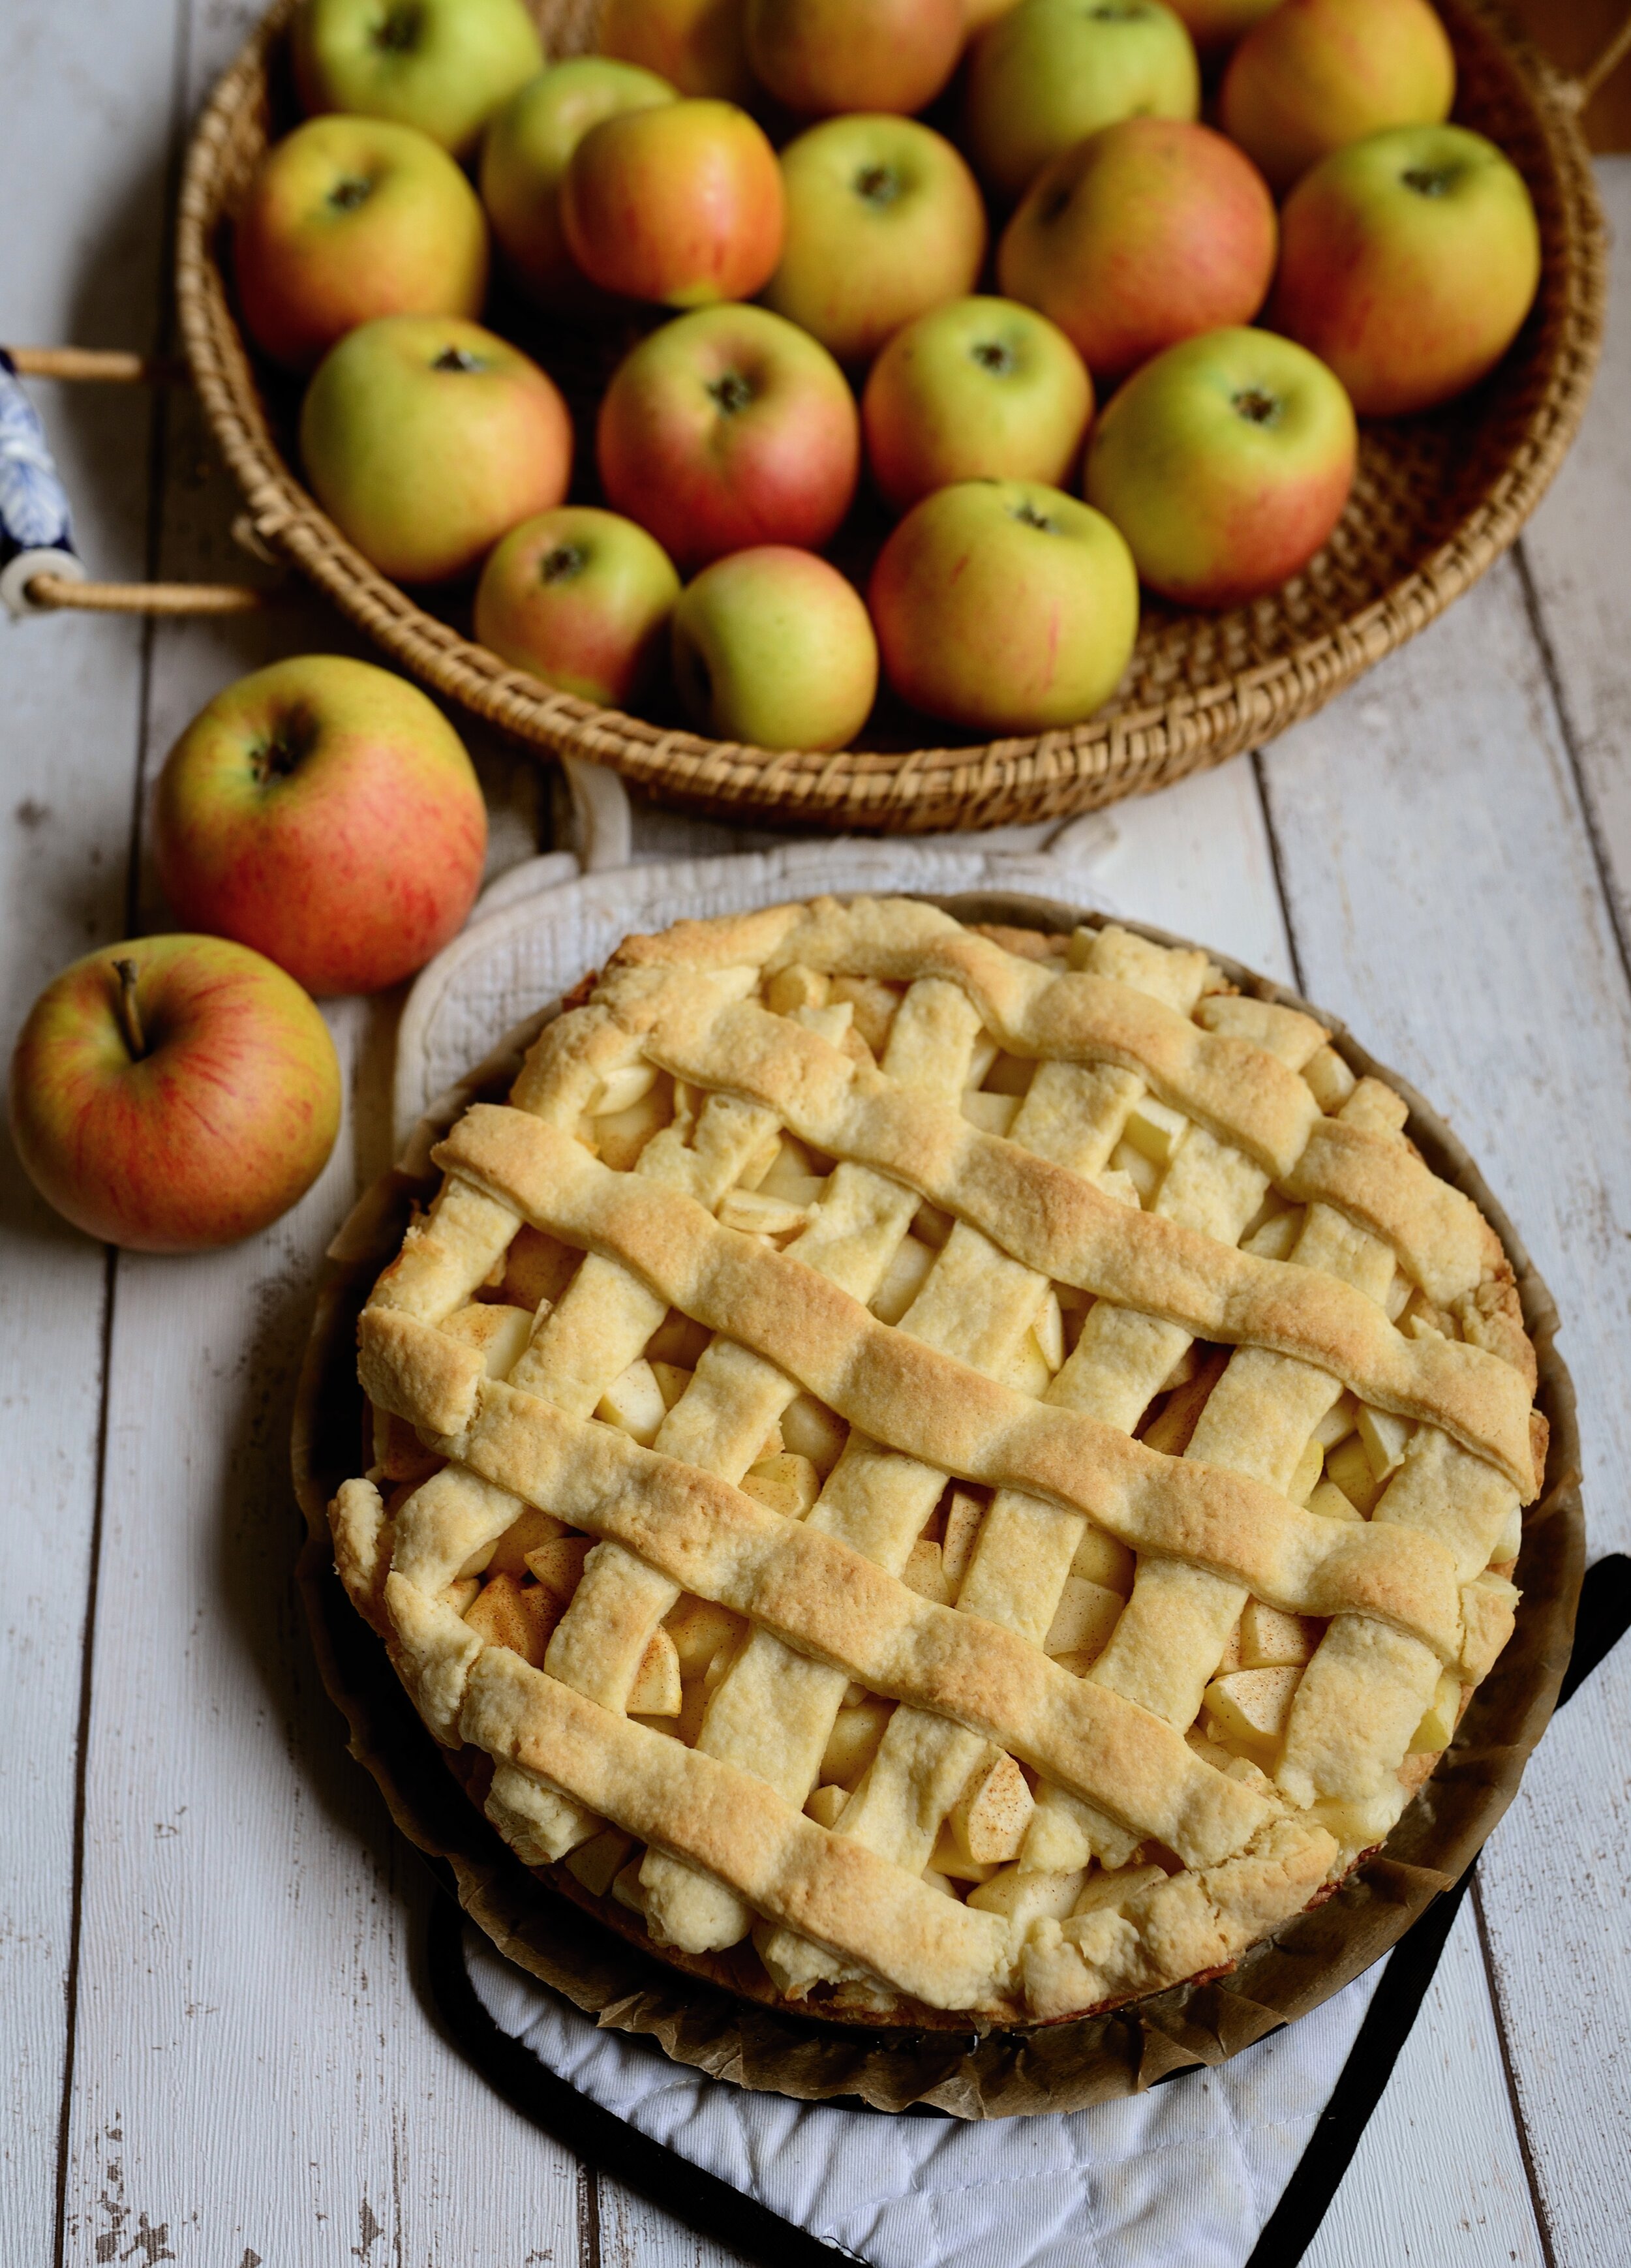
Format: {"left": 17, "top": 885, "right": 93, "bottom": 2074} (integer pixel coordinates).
{"left": 176, "top": 0, "right": 1606, "bottom": 833}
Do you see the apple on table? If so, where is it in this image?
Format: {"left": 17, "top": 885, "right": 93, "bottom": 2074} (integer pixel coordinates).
{"left": 598, "top": 303, "right": 861, "bottom": 571}
{"left": 998, "top": 117, "right": 1276, "bottom": 383}
{"left": 965, "top": 0, "right": 1200, "bottom": 203}
{"left": 152, "top": 656, "right": 489, "bottom": 997}
{"left": 480, "top": 57, "right": 676, "bottom": 308}
{"left": 1220, "top": 0, "right": 1455, "bottom": 194}
{"left": 294, "top": 0, "right": 544, "bottom": 154}
{"left": 762, "top": 114, "right": 987, "bottom": 367}
{"left": 8, "top": 935, "right": 341, "bottom": 1252}
{"left": 234, "top": 114, "right": 487, "bottom": 370}
{"left": 672, "top": 547, "right": 879, "bottom": 750}
{"left": 300, "top": 314, "right": 573, "bottom": 584}
{"left": 862, "top": 295, "right": 1093, "bottom": 511}
{"left": 1084, "top": 325, "right": 1357, "bottom": 607}
{"left": 869, "top": 479, "right": 1139, "bottom": 731}
{"left": 562, "top": 97, "right": 784, "bottom": 307}
{"left": 476, "top": 507, "right": 682, "bottom": 708}
{"left": 745, "top": 0, "right": 967, "bottom": 118}
{"left": 1269, "top": 123, "right": 1540, "bottom": 416}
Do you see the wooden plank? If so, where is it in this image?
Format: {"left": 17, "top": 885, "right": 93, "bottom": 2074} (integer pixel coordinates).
{"left": 1519, "top": 160, "right": 1631, "bottom": 959}
{"left": 600, "top": 2181, "right": 754, "bottom": 2268}
{"left": 1476, "top": 1631, "right": 1631, "bottom": 2266}
{"left": 1303, "top": 1898, "right": 1547, "bottom": 2268}
{"left": 0, "top": 0, "right": 184, "bottom": 2251}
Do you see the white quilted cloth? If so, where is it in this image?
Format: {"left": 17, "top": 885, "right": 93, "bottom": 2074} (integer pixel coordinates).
{"left": 400, "top": 826, "right": 1380, "bottom": 2265}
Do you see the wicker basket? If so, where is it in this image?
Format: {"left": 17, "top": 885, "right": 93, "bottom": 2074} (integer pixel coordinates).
{"left": 177, "top": 0, "right": 1606, "bottom": 833}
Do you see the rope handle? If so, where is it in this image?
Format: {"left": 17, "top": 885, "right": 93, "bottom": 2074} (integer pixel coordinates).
{"left": 1562, "top": 8, "right": 1631, "bottom": 112}
{"left": 1, "top": 346, "right": 269, "bottom": 616}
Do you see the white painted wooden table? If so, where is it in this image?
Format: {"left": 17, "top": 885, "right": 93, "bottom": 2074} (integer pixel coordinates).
{"left": 3, "top": 5, "right": 1628, "bottom": 2260}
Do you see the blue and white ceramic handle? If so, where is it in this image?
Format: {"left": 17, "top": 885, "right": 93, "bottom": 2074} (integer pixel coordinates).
{"left": 0, "top": 348, "right": 87, "bottom": 617}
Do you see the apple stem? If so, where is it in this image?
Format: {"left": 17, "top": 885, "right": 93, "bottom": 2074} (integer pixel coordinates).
{"left": 112, "top": 958, "right": 147, "bottom": 1062}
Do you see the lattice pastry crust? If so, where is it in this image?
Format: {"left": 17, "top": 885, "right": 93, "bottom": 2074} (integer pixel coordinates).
{"left": 331, "top": 898, "right": 1539, "bottom": 2025}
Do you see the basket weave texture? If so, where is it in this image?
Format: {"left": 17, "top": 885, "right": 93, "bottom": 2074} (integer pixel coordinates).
{"left": 178, "top": 0, "right": 1606, "bottom": 833}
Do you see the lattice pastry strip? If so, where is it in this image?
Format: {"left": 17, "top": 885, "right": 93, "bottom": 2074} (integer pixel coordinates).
{"left": 332, "top": 899, "right": 1539, "bottom": 2027}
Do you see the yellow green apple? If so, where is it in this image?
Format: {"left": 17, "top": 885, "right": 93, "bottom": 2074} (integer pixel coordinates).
{"left": 869, "top": 478, "right": 1138, "bottom": 730}
{"left": 234, "top": 115, "right": 487, "bottom": 372}
{"left": 965, "top": 0, "right": 1200, "bottom": 203}
{"left": 862, "top": 295, "right": 1092, "bottom": 511}
{"left": 745, "top": 0, "right": 967, "bottom": 117}
{"left": 475, "top": 507, "right": 682, "bottom": 707}
{"left": 480, "top": 59, "right": 676, "bottom": 307}
{"left": 598, "top": 304, "right": 861, "bottom": 571}
{"left": 761, "top": 115, "right": 986, "bottom": 367}
{"left": 561, "top": 98, "right": 784, "bottom": 307}
{"left": 151, "top": 656, "right": 487, "bottom": 996}
{"left": 1220, "top": 0, "right": 1454, "bottom": 194}
{"left": 1084, "top": 325, "right": 1356, "bottom": 605}
{"left": 299, "top": 314, "right": 573, "bottom": 583}
{"left": 998, "top": 117, "right": 1275, "bottom": 381}
{"left": 672, "top": 546, "right": 877, "bottom": 748}
{"left": 8, "top": 934, "right": 341, "bottom": 1251}
{"left": 600, "top": 0, "right": 754, "bottom": 100}
{"left": 1269, "top": 123, "right": 1540, "bottom": 416}
{"left": 294, "top": 0, "right": 544, "bottom": 155}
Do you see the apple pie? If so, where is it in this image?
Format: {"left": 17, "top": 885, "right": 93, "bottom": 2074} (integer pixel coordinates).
{"left": 331, "top": 896, "right": 1539, "bottom": 2024}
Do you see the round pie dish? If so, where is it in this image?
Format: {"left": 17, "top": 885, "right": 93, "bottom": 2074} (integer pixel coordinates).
{"left": 293, "top": 893, "right": 1582, "bottom": 2113}
{"left": 179, "top": 0, "right": 1604, "bottom": 833}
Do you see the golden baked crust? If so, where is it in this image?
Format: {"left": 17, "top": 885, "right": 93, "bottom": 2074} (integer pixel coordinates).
{"left": 331, "top": 898, "right": 1535, "bottom": 2024}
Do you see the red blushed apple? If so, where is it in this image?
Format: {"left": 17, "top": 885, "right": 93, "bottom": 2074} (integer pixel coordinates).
{"left": 299, "top": 315, "right": 573, "bottom": 584}
{"left": 869, "top": 479, "right": 1138, "bottom": 731}
{"left": 475, "top": 507, "right": 683, "bottom": 708}
{"left": 672, "top": 547, "right": 877, "bottom": 749}
{"left": 561, "top": 99, "right": 783, "bottom": 307}
{"left": 998, "top": 119, "right": 1275, "bottom": 382}
{"left": 1084, "top": 327, "right": 1356, "bottom": 607}
{"left": 1166, "top": 0, "right": 1281, "bottom": 53}
{"left": 480, "top": 58, "right": 676, "bottom": 309}
{"left": 600, "top": 0, "right": 754, "bottom": 100}
{"left": 863, "top": 295, "right": 1093, "bottom": 511}
{"left": 152, "top": 656, "right": 487, "bottom": 996}
{"left": 744, "top": 0, "right": 966, "bottom": 118}
{"left": 598, "top": 304, "right": 861, "bottom": 571}
{"left": 1220, "top": 0, "right": 1454, "bottom": 195}
{"left": 8, "top": 934, "right": 341, "bottom": 1252}
{"left": 235, "top": 115, "right": 488, "bottom": 371}
{"left": 1269, "top": 124, "right": 1541, "bottom": 416}
{"left": 762, "top": 114, "right": 987, "bottom": 368}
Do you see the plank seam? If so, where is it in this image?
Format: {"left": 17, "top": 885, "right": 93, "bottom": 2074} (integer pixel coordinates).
{"left": 1512, "top": 536, "right": 1631, "bottom": 1011}
{"left": 1471, "top": 1869, "right": 1561, "bottom": 2268}
{"left": 578, "top": 2159, "right": 602, "bottom": 2268}
{"left": 1249, "top": 746, "right": 1310, "bottom": 997}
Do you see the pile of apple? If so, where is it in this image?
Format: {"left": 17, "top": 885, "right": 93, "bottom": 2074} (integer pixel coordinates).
{"left": 228, "top": 0, "right": 1541, "bottom": 753}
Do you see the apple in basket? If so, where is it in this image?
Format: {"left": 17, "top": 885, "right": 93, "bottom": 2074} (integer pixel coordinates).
{"left": 862, "top": 295, "right": 1093, "bottom": 512}
{"left": 744, "top": 0, "right": 967, "bottom": 118}
{"left": 1219, "top": 0, "right": 1455, "bottom": 194}
{"left": 998, "top": 119, "right": 1276, "bottom": 384}
{"left": 480, "top": 57, "right": 677, "bottom": 307}
{"left": 151, "top": 656, "right": 489, "bottom": 997}
{"left": 476, "top": 507, "right": 684, "bottom": 708}
{"left": 8, "top": 935, "right": 341, "bottom": 1252}
{"left": 1084, "top": 327, "right": 1357, "bottom": 608}
{"left": 600, "top": 0, "right": 755, "bottom": 99}
{"left": 761, "top": 115, "right": 987, "bottom": 367}
{"left": 1164, "top": 0, "right": 1282, "bottom": 54}
{"left": 293, "top": 0, "right": 543, "bottom": 155}
{"left": 868, "top": 479, "right": 1139, "bottom": 732}
{"left": 1268, "top": 124, "right": 1542, "bottom": 417}
{"left": 598, "top": 304, "right": 861, "bottom": 571}
{"left": 964, "top": 0, "right": 1200, "bottom": 204}
{"left": 671, "top": 547, "right": 879, "bottom": 749}
{"left": 234, "top": 115, "right": 488, "bottom": 371}
{"left": 561, "top": 98, "right": 784, "bottom": 307}
{"left": 300, "top": 314, "right": 573, "bottom": 583}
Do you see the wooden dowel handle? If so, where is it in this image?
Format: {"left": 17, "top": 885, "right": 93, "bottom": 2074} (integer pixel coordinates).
{"left": 1574, "top": 9, "right": 1631, "bottom": 107}
{"left": 7, "top": 346, "right": 185, "bottom": 384}
{"left": 25, "top": 572, "right": 266, "bottom": 616}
